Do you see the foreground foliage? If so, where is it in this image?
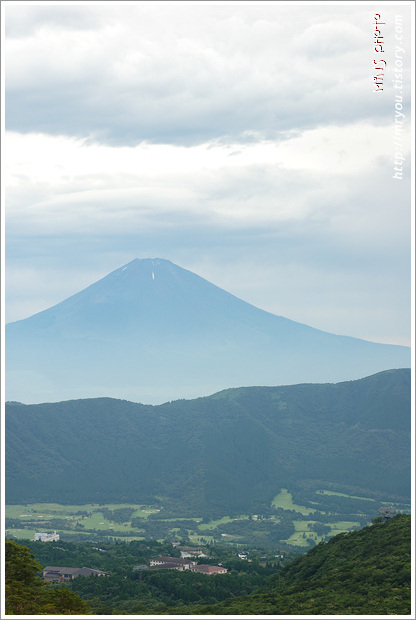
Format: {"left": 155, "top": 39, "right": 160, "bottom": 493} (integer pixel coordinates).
{"left": 179, "top": 513, "right": 412, "bottom": 615}
{"left": 5, "top": 539, "right": 90, "bottom": 615}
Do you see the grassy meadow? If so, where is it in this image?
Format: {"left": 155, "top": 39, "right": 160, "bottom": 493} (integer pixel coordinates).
{"left": 6, "top": 488, "right": 409, "bottom": 549}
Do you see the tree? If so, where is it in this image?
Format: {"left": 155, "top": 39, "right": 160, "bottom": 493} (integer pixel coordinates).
{"left": 5, "top": 539, "right": 90, "bottom": 615}
{"left": 377, "top": 506, "right": 397, "bottom": 521}
{"left": 5, "top": 538, "right": 43, "bottom": 586}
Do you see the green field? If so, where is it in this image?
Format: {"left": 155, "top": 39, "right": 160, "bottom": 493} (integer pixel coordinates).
{"left": 189, "top": 534, "right": 215, "bottom": 544}
{"left": 315, "top": 490, "right": 376, "bottom": 501}
{"left": 6, "top": 487, "right": 406, "bottom": 549}
{"left": 330, "top": 520, "right": 361, "bottom": 532}
{"left": 281, "top": 519, "right": 361, "bottom": 547}
{"left": 198, "top": 516, "right": 240, "bottom": 531}
{"left": 5, "top": 503, "right": 160, "bottom": 518}
{"left": 5, "top": 503, "right": 159, "bottom": 541}
{"left": 271, "top": 489, "right": 316, "bottom": 515}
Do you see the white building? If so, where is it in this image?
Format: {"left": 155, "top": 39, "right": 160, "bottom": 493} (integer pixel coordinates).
{"left": 34, "top": 531, "right": 60, "bottom": 542}
{"left": 149, "top": 556, "right": 196, "bottom": 570}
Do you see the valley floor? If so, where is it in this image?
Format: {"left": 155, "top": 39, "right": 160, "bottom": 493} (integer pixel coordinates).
{"left": 5, "top": 487, "right": 410, "bottom": 551}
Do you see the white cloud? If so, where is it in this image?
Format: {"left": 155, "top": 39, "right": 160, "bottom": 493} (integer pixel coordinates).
{"left": 6, "top": 4, "right": 411, "bottom": 145}
{"left": 5, "top": 120, "right": 409, "bottom": 236}
{"left": 294, "top": 20, "right": 365, "bottom": 57}
{"left": 3, "top": 2, "right": 412, "bottom": 348}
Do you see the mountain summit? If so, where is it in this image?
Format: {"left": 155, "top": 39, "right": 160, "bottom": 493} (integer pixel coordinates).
{"left": 6, "top": 258, "right": 410, "bottom": 404}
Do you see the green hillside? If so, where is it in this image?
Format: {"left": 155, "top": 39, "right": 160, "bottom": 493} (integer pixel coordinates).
{"left": 5, "top": 539, "right": 90, "bottom": 615}
{"left": 180, "top": 513, "right": 412, "bottom": 615}
{"left": 6, "top": 369, "right": 410, "bottom": 516}
{"left": 8, "top": 513, "right": 411, "bottom": 615}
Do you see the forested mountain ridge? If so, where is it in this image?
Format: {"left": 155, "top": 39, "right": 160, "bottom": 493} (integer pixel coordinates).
{"left": 177, "top": 513, "right": 412, "bottom": 615}
{"left": 6, "top": 369, "right": 410, "bottom": 514}
{"left": 6, "top": 258, "right": 410, "bottom": 404}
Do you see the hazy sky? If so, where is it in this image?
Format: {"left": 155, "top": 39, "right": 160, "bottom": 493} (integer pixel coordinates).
{"left": 3, "top": 1, "right": 413, "bottom": 346}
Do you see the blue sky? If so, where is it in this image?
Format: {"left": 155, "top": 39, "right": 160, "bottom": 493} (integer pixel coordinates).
{"left": 3, "top": 1, "right": 413, "bottom": 346}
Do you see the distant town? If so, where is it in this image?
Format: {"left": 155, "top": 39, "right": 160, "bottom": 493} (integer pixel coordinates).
{"left": 39, "top": 542, "right": 228, "bottom": 583}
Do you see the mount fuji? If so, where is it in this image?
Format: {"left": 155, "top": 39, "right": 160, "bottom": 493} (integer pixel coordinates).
{"left": 5, "top": 258, "right": 410, "bottom": 404}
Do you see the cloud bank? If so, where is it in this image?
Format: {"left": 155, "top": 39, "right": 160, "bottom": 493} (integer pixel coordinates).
{"left": 4, "top": 2, "right": 412, "bottom": 347}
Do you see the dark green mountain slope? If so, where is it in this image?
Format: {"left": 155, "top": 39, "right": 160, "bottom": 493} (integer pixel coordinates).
{"left": 182, "top": 513, "right": 411, "bottom": 615}
{"left": 6, "top": 369, "right": 410, "bottom": 513}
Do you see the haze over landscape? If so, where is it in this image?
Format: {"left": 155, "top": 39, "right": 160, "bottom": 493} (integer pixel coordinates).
{"left": 5, "top": 257, "right": 411, "bottom": 405}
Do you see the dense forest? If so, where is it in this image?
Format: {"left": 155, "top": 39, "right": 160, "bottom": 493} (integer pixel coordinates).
{"left": 181, "top": 513, "right": 412, "bottom": 615}
{"left": 8, "top": 537, "right": 285, "bottom": 615}
{"left": 8, "top": 513, "right": 411, "bottom": 615}
{"left": 6, "top": 369, "right": 411, "bottom": 515}
{"left": 5, "top": 539, "right": 90, "bottom": 615}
